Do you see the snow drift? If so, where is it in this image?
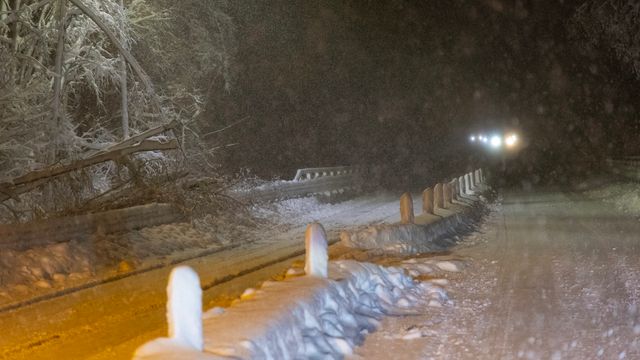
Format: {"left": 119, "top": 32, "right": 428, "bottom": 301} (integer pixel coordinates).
{"left": 340, "top": 212, "right": 476, "bottom": 255}
{"left": 134, "top": 261, "right": 448, "bottom": 359}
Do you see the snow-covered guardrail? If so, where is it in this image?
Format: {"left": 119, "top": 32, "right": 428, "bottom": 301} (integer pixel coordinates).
{"left": 134, "top": 168, "right": 484, "bottom": 359}
{"left": 341, "top": 168, "right": 484, "bottom": 254}
{"left": 234, "top": 166, "right": 361, "bottom": 202}
{"left": 134, "top": 222, "right": 443, "bottom": 359}
{"left": 607, "top": 157, "right": 640, "bottom": 181}
{"left": 293, "top": 166, "right": 356, "bottom": 181}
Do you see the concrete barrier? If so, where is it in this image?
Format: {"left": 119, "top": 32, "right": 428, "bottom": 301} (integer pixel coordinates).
{"left": 422, "top": 188, "right": 434, "bottom": 215}
{"left": 464, "top": 174, "right": 472, "bottom": 194}
{"left": 305, "top": 223, "right": 328, "bottom": 278}
{"left": 443, "top": 182, "right": 452, "bottom": 207}
{"left": 453, "top": 178, "right": 462, "bottom": 200}
{"left": 400, "top": 192, "right": 415, "bottom": 224}
{"left": 450, "top": 179, "right": 458, "bottom": 201}
{"left": 434, "top": 183, "right": 444, "bottom": 209}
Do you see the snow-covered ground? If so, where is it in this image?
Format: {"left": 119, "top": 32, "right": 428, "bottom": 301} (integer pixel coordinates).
{"left": 584, "top": 180, "right": 640, "bottom": 216}
{"left": 0, "top": 190, "right": 397, "bottom": 308}
{"left": 357, "top": 186, "right": 640, "bottom": 359}
{"left": 0, "top": 191, "right": 410, "bottom": 359}
{"left": 0, "top": 215, "right": 244, "bottom": 306}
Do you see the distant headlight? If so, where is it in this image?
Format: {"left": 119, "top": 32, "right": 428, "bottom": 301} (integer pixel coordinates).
{"left": 490, "top": 135, "right": 502, "bottom": 148}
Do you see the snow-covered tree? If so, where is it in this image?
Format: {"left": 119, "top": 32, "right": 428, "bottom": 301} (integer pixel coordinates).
{"left": 0, "top": 0, "right": 236, "bottom": 221}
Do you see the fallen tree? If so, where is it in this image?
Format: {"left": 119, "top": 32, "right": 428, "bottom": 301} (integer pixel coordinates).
{"left": 0, "top": 121, "right": 179, "bottom": 203}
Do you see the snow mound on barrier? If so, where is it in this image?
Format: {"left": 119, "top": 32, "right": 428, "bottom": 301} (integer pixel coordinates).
{"left": 195, "top": 260, "right": 446, "bottom": 359}
{"left": 341, "top": 213, "right": 475, "bottom": 255}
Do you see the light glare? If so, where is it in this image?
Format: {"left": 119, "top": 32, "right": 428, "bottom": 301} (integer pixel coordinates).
{"left": 490, "top": 135, "right": 502, "bottom": 148}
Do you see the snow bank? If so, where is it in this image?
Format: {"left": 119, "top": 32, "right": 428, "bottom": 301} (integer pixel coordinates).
{"left": 0, "top": 221, "right": 223, "bottom": 306}
{"left": 586, "top": 181, "right": 640, "bottom": 216}
{"left": 201, "top": 261, "right": 444, "bottom": 359}
{"left": 135, "top": 261, "right": 447, "bottom": 359}
{"left": 340, "top": 213, "right": 474, "bottom": 255}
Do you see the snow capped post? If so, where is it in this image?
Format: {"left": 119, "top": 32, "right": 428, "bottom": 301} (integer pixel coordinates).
{"left": 434, "top": 183, "right": 444, "bottom": 209}
{"left": 422, "top": 187, "right": 434, "bottom": 214}
{"left": 167, "top": 266, "right": 203, "bottom": 351}
{"left": 305, "top": 222, "right": 328, "bottom": 278}
{"left": 400, "top": 192, "right": 415, "bottom": 224}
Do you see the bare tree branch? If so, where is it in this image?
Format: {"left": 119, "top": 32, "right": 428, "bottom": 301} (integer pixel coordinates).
{"left": 0, "top": 139, "right": 178, "bottom": 202}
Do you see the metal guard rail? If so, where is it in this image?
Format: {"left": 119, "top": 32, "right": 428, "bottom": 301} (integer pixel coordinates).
{"left": 293, "top": 166, "right": 356, "bottom": 181}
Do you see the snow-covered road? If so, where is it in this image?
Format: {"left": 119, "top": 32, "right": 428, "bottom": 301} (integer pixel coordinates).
{"left": 356, "top": 188, "right": 640, "bottom": 359}
{"left": 0, "top": 192, "right": 406, "bottom": 360}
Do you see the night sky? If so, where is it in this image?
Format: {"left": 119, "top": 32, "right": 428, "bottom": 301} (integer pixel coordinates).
{"left": 210, "top": 1, "right": 639, "bottom": 188}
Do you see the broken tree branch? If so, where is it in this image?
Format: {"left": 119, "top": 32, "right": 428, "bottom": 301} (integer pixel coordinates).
{"left": 0, "top": 139, "right": 178, "bottom": 202}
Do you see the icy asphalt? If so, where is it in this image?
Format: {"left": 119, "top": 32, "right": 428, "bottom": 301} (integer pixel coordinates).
{"left": 356, "top": 188, "right": 640, "bottom": 360}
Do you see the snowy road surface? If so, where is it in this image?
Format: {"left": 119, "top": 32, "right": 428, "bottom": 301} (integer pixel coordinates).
{"left": 0, "top": 193, "right": 406, "bottom": 360}
{"left": 356, "top": 188, "right": 640, "bottom": 359}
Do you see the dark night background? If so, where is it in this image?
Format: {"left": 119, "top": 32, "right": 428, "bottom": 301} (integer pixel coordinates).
{"left": 203, "top": 0, "right": 640, "bottom": 189}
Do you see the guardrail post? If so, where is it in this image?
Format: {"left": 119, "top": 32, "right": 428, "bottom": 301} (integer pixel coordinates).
{"left": 305, "top": 223, "right": 328, "bottom": 278}
{"left": 167, "top": 266, "right": 203, "bottom": 351}
{"left": 443, "top": 182, "right": 452, "bottom": 207}
{"left": 434, "top": 183, "right": 444, "bottom": 209}
{"left": 450, "top": 179, "right": 458, "bottom": 201}
{"left": 464, "top": 174, "right": 472, "bottom": 194}
{"left": 400, "top": 192, "right": 415, "bottom": 224}
{"left": 475, "top": 169, "right": 481, "bottom": 185}
{"left": 458, "top": 176, "right": 465, "bottom": 196}
{"left": 422, "top": 188, "right": 434, "bottom": 215}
